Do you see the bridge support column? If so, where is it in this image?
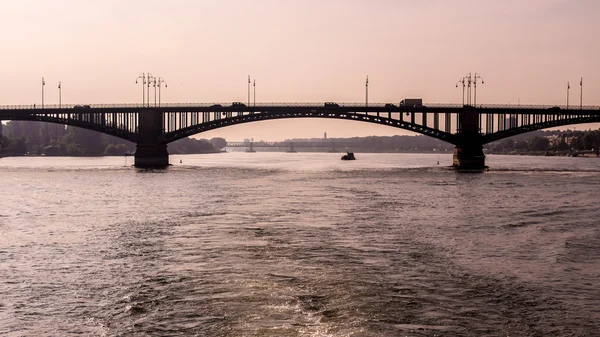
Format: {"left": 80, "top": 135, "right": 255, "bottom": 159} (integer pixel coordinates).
{"left": 135, "top": 143, "right": 169, "bottom": 168}
{"left": 0, "top": 120, "right": 3, "bottom": 156}
{"left": 134, "top": 110, "right": 169, "bottom": 168}
{"left": 453, "top": 108, "right": 486, "bottom": 170}
{"left": 452, "top": 144, "right": 485, "bottom": 170}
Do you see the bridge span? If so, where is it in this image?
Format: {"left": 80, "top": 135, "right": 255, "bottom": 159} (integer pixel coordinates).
{"left": 1, "top": 102, "right": 599, "bottom": 169}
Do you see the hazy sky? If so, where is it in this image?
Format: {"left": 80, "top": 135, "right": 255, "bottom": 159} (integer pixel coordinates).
{"left": 1, "top": 0, "right": 598, "bottom": 141}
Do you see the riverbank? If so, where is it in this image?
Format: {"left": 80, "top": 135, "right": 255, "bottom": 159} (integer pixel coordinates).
{"left": 486, "top": 150, "right": 599, "bottom": 157}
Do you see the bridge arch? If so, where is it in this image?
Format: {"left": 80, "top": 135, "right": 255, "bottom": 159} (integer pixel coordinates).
{"left": 482, "top": 115, "right": 600, "bottom": 144}
{"left": 1, "top": 114, "right": 138, "bottom": 143}
{"left": 163, "top": 111, "right": 460, "bottom": 145}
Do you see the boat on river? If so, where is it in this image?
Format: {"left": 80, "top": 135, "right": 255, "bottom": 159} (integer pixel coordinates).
{"left": 341, "top": 152, "right": 356, "bottom": 160}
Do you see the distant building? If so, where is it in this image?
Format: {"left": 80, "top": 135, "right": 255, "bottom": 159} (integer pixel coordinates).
{"left": 545, "top": 135, "right": 561, "bottom": 146}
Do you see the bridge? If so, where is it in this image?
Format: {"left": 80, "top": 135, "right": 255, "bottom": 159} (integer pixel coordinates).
{"left": 1, "top": 102, "right": 599, "bottom": 169}
{"left": 226, "top": 141, "right": 359, "bottom": 152}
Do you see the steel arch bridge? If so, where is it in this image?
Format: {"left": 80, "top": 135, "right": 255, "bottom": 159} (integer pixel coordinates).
{"left": 1, "top": 102, "right": 599, "bottom": 168}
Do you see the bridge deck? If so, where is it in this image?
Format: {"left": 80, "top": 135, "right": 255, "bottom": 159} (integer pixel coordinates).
{"left": 2, "top": 103, "right": 599, "bottom": 146}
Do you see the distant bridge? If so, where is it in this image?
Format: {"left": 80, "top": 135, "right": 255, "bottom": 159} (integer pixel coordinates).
{"left": 1, "top": 102, "right": 599, "bottom": 169}
{"left": 226, "top": 141, "right": 359, "bottom": 152}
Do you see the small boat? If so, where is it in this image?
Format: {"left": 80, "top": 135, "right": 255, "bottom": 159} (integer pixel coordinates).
{"left": 341, "top": 152, "right": 356, "bottom": 160}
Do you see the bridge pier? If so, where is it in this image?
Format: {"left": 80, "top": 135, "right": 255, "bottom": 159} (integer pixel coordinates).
{"left": 453, "top": 109, "right": 486, "bottom": 170}
{"left": 134, "top": 109, "right": 169, "bottom": 168}
{"left": 452, "top": 144, "right": 485, "bottom": 170}
{"left": 0, "top": 120, "right": 3, "bottom": 157}
{"left": 134, "top": 143, "right": 169, "bottom": 168}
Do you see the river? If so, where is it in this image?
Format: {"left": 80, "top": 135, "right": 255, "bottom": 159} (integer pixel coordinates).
{"left": 1, "top": 153, "right": 599, "bottom": 336}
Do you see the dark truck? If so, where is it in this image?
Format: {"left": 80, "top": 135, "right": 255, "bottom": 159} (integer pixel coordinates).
{"left": 400, "top": 99, "right": 423, "bottom": 107}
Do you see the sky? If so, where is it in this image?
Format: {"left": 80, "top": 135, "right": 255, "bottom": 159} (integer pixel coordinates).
{"left": 1, "top": 0, "right": 598, "bottom": 141}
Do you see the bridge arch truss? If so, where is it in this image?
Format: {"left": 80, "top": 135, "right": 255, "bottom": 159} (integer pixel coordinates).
{"left": 161, "top": 108, "right": 462, "bottom": 145}
{"left": 0, "top": 108, "right": 139, "bottom": 142}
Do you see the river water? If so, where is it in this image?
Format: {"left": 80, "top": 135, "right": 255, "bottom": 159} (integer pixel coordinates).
{"left": 1, "top": 153, "right": 599, "bottom": 336}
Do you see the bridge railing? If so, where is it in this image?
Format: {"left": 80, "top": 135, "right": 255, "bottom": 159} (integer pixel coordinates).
{"left": 0, "top": 102, "right": 391, "bottom": 109}
{"left": 1, "top": 102, "right": 599, "bottom": 110}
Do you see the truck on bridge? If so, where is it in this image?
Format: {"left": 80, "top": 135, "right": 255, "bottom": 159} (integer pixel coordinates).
{"left": 400, "top": 99, "right": 423, "bottom": 107}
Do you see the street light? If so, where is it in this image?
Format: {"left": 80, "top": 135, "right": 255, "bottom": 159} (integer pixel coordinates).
{"left": 465, "top": 73, "right": 472, "bottom": 105}
{"left": 247, "top": 75, "right": 251, "bottom": 106}
{"left": 147, "top": 73, "right": 155, "bottom": 108}
{"left": 473, "top": 73, "right": 484, "bottom": 107}
{"left": 365, "top": 75, "right": 369, "bottom": 107}
{"left": 580, "top": 77, "right": 583, "bottom": 110}
{"left": 58, "top": 81, "right": 62, "bottom": 108}
{"left": 135, "top": 73, "right": 146, "bottom": 106}
{"left": 567, "top": 81, "right": 570, "bottom": 110}
{"left": 157, "top": 77, "right": 167, "bottom": 107}
{"left": 253, "top": 79, "right": 256, "bottom": 107}
{"left": 456, "top": 77, "right": 466, "bottom": 106}
{"left": 41, "top": 77, "right": 46, "bottom": 109}
{"left": 150, "top": 76, "right": 158, "bottom": 107}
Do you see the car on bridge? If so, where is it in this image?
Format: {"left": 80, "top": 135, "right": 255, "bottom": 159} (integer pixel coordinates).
{"left": 73, "top": 105, "right": 91, "bottom": 109}
{"left": 385, "top": 103, "right": 397, "bottom": 108}
{"left": 324, "top": 102, "right": 339, "bottom": 107}
{"left": 548, "top": 106, "right": 562, "bottom": 115}
{"left": 231, "top": 102, "right": 246, "bottom": 107}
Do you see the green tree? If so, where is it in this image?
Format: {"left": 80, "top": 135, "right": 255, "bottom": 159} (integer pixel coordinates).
{"left": 0, "top": 135, "right": 9, "bottom": 154}
{"left": 210, "top": 137, "right": 227, "bottom": 150}
{"left": 514, "top": 140, "right": 529, "bottom": 151}
{"left": 583, "top": 132, "right": 600, "bottom": 150}
{"left": 3, "top": 137, "right": 28, "bottom": 155}
{"left": 529, "top": 136, "right": 550, "bottom": 151}
{"left": 556, "top": 139, "right": 569, "bottom": 151}
{"left": 104, "top": 144, "right": 129, "bottom": 155}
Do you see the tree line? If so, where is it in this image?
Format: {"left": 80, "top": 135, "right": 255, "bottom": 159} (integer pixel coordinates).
{"left": 0, "top": 121, "right": 227, "bottom": 156}
{"left": 485, "top": 129, "right": 600, "bottom": 154}
{"left": 283, "top": 129, "right": 600, "bottom": 154}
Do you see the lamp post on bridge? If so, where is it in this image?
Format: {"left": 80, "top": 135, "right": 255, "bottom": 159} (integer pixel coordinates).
{"left": 365, "top": 75, "right": 369, "bottom": 107}
{"left": 456, "top": 77, "right": 466, "bottom": 106}
{"left": 147, "top": 73, "right": 155, "bottom": 108}
{"left": 247, "top": 75, "right": 251, "bottom": 106}
{"left": 567, "top": 81, "right": 570, "bottom": 110}
{"left": 157, "top": 77, "right": 167, "bottom": 107}
{"left": 41, "top": 77, "right": 45, "bottom": 109}
{"left": 150, "top": 76, "right": 158, "bottom": 107}
{"left": 580, "top": 77, "right": 583, "bottom": 110}
{"left": 253, "top": 79, "right": 256, "bottom": 106}
{"left": 135, "top": 73, "right": 146, "bottom": 106}
{"left": 465, "top": 73, "right": 472, "bottom": 105}
{"left": 58, "top": 81, "right": 61, "bottom": 108}
{"left": 473, "top": 73, "right": 484, "bottom": 107}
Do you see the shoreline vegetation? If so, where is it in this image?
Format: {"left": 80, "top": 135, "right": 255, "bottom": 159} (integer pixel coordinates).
{"left": 1, "top": 120, "right": 599, "bottom": 158}
{"left": 0, "top": 121, "right": 226, "bottom": 157}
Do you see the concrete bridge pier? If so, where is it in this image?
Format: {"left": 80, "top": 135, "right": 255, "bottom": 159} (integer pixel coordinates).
{"left": 134, "top": 142, "right": 169, "bottom": 168}
{"left": 134, "top": 110, "right": 170, "bottom": 168}
{"left": 452, "top": 109, "right": 486, "bottom": 170}
{"left": 452, "top": 143, "right": 485, "bottom": 170}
